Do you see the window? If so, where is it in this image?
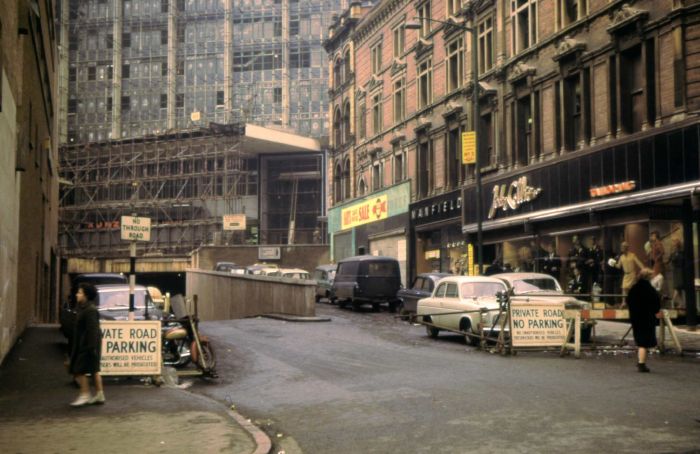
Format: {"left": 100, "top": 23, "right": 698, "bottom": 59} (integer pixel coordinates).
{"left": 122, "top": 32, "right": 131, "bottom": 48}
{"left": 87, "top": 66, "right": 96, "bottom": 81}
{"left": 121, "top": 96, "right": 130, "bottom": 111}
{"left": 160, "top": 94, "right": 167, "bottom": 108}
{"left": 175, "top": 93, "right": 184, "bottom": 108}
{"left": 516, "top": 94, "right": 532, "bottom": 163}
{"left": 344, "top": 49, "right": 352, "bottom": 81}
{"left": 478, "top": 17, "right": 494, "bottom": 74}
{"left": 479, "top": 111, "right": 494, "bottom": 166}
{"left": 161, "top": 62, "right": 168, "bottom": 76}
{"left": 334, "top": 106, "right": 342, "bottom": 145}
{"left": 107, "top": 97, "right": 112, "bottom": 112}
{"left": 68, "top": 99, "right": 77, "bottom": 114}
{"left": 417, "top": 2, "right": 432, "bottom": 38}
{"left": 372, "top": 93, "right": 383, "bottom": 134}
{"left": 393, "top": 24, "right": 405, "bottom": 58}
{"left": 334, "top": 163, "right": 342, "bottom": 203}
{"left": 273, "top": 87, "right": 282, "bottom": 104}
{"left": 511, "top": 0, "right": 537, "bottom": 54}
{"left": 557, "top": 0, "right": 587, "bottom": 29}
{"left": 371, "top": 42, "right": 382, "bottom": 75}
{"left": 447, "top": 127, "right": 462, "bottom": 188}
{"left": 106, "top": 34, "right": 113, "bottom": 49}
{"left": 393, "top": 146, "right": 406, "bottom": 183}
{"left": 393, "top": 79, "right": 405, "bottom": 123}
{"left": 358, "top": 177, "right": 367, "bottom": 196}
{"left": 122, "top": 64, "right": 130, "bottom": 79}
{"left": 619, "top": 43, "right": 653, "bottom": 134}
{"left": 334, "top": 58, "right": 343, "bottom": 88}
{"left": 343, "top": 159, "right": 351, "bottom": 199}
{"left": 372, "top": 161, "right": 382, "bottom": 191}
{"left": 446, "top": 38, "right": 464, "bottom": 92}
{"left": 417, "top": 59, "right": 433, "bottom": 109}
{"left": 447, "top": 0, "right": 461, "bottom": 18}
{"left": 343, "top": 102, "right": 352, "bottom": 142}
{"left": 216, "top": 90, "right": 224, "bottom": 106}
{"left": 160, "top": 29, "right": 168, "bottom": 45}
{"left": 417, "top": 139, "right": 432, "bottom": 198}
{"left": 445, "top": 283, "right": 458, "bottom": 298}
{"left": 69, "top": 67, "right": 77, "bottom": 82}
{"left": 357, "top": 101, "right": 366, "bottom": 140}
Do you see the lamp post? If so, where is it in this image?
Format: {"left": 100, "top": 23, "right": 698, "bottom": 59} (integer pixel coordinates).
{"left": 405, "top": 14, "right": 483, "bottom": 274}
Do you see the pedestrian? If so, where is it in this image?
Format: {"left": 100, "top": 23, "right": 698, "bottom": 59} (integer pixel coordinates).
{"left": 69, "top": 283, "right": 105, "bottom": 406}
{"left": 610, "top": 241, "right": 644, "bottom": 305}
{"left": 626, "top": 268, "right": 662, "bottom": 373}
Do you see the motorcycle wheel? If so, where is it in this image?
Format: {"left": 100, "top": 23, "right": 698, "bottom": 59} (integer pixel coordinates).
{"left": 198, "top": 341, "right": 217, "bottom": 371}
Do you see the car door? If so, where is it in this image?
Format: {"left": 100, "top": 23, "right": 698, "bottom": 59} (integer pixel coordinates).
{"left": 428, "top": 282, "right": 450, "bottom": 328}
{"left": 401, "top": 277, "right": 423, "bottom": 313}
{"left": 440, "top": 282, "right": 463, "bottom": 330}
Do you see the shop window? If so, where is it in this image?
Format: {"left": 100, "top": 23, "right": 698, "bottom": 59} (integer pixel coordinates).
{"left": 511, "top": 0, "right": 537, "bottom": 54}
{"left": 371, "top": 41, "right": 382, "bottom": 75}
{"left": 478, "top": 16, "right": 494, "bottom": 75}
{"left": 557, "top": 0, "right": 587, "bottom": 29}
{"left": 417, "top": 58, "right": 433, "bottom": 109}
{"left": 417, "top": 2, "right": 432, "bottom": 38}
{"left": 393, "top": 24, "right": 405, "bottom": 58}
{"left": 393, "top": 78, "right": 405, "bottom": 123}
{"left": 446, "top": 37, "right": 464, "bottom": 92}
{"left": 372, "top": 92, "right": 382, "bottom": 135}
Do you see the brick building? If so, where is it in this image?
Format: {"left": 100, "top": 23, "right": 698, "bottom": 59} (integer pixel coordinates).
{"left": 325, "top": 0, "right": 700, "bottom": 325}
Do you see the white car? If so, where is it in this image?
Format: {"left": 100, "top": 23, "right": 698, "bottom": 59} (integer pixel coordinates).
{"left": 270, "top": 268, "right": 311, "bottom": 280}
{"left": 416, "top": 276, "right": 508, "bottom": 345}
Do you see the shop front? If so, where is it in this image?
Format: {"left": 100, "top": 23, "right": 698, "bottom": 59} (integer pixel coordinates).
{"left": 462, "top": 122, "right": 699, "bottom": 325}
{"left": 409, "top": 189, "right": 466, "bottom": 282}
{"left": 328, "top": 181, "right": 411, "bottom": 285}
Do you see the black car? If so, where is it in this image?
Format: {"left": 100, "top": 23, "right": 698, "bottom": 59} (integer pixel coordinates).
{"left": 331, "top": 255, "right": 402, "bottom": 311}
{"left": 60, "top": 273, "right": 128, "bottom": 339}
{"left": 396, "top": 272, "right": 452, "bottom": 319}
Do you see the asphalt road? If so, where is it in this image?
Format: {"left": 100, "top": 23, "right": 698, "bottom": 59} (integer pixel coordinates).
{"left": 193, "top": 304, "right": 700, "bottom": 454}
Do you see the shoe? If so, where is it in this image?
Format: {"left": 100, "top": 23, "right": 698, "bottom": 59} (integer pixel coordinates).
{"left": 637, "top": 363, "right": 650, "bottom": 373}
{"left": 70, "top": 394, "right": 92, "bottom": 407}
{"left": 89, "top": 391, "right": 105, "bottom": 405}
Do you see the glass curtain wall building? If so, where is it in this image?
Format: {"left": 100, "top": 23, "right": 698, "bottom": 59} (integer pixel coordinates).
{"left": 60, "top": 0, "right": 342, "bottom": 144}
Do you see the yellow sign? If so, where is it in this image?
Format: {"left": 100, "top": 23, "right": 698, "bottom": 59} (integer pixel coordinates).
{"left": 223, "top": 214, "right": 246, "bottom": 231}
{"left": 461, "top": 131, "right": 476, "bottom": 164}
{"left": 510, "top": 302, "right": 568, "bottom": 347}
{"left": 424, "top": 250, "right": 440, "bottom": 260}
{"left": 100, "top": 321, "right": 162, "bottom": 376}
{"left": 467, "top": 243, "right": 474, "bottom": 276}
{"left": 341, "top": 195, "right": 389, "bottom": 230}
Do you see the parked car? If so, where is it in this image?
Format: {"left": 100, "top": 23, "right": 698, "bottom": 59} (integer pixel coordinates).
{"left": 270, "top": 268, "right": 311, "bottom": 279}
{"left": 331, "top": 255, "right": 402, "bottom": 311}
{"left": 214, "top": 262, "right": 246, "bottom": 274}
{"left": 246, "top": 263, "right": 279, "bottom": 275}
{"left": 94, "top": 284, "right": 163, "bottom": 321}
{"left": 313, "top": 264, "right": 337, "bottom": 302}
{"left": 396, "top": 272, "right": 452, "bottom": 320}
{"left": 416, "top": 276, "right": 508, "bottom": 345}
{"left": 60, "top": 273, "right": 128, "bottom": 339}
{"left": 493, "top": 272, "right": 594, "bottom": 342}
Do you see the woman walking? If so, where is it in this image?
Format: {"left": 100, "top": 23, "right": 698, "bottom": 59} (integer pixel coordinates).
{"left": 626, "top": 268, "right": 662, "bottom": 373}
{"left": 69, "top": 283, "right": 105, "bottom": 406}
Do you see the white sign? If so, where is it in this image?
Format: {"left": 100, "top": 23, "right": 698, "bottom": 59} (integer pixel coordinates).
{"left": 258, "top": 246, "right": 281, "bottom": 260}
{"left": 510, "top": 301, "right": 567, "bottom": 347}
{"left": 121, "top": 216, "right": 151, "bottom": 241}
{"left": 100, "top": 320, "right": 162, "bottom": 376}
{"left": 488, "top": 176, "right": 542, "bottom": 219}
{"left": 223, "top": 214, "right": 246, "bottom": 231}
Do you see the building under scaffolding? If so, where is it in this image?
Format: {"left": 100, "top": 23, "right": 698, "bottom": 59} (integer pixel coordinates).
{"left": 59, "top": 123, "right": 324, "bottom": 258}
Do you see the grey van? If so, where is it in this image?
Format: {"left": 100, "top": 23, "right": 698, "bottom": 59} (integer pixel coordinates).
{"left": 331, "top": 255, "right": 402, "bottom": 311}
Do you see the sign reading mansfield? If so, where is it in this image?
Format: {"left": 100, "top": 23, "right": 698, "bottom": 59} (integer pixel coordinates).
{"left": 120, "top": 216, "right": 151, "bottom": 241}
{"left": 509, "top": 301, "right": 567, "bottom": 347}
{"left": 100, "top": 321, "right": 161, "bottom": 376}
{"left": 341, "top": 195, "right": 388, "bottom": 230}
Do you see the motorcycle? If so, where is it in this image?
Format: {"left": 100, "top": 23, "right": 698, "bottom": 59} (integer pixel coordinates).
{"left": 161, "top": 295, "right": 217, "bottom": 377}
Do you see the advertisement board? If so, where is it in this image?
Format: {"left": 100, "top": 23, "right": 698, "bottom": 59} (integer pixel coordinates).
{"left": 223, "top": 214, "right": 246, "bottom": 231}
{"left": 100, "top": 321, "right": 162, "bottom": 376}
{"left": 341, "top": 195, "right": 388, "bottom": 230}
{"left": 510, "top": 301, "right": 567, "bottom": 347}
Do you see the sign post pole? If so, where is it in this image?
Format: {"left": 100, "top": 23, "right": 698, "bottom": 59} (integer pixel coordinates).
{"left": 120, "top": 214, "right": 152, "bottom": 320}
{"left": 129, "top": 240, "right": 136, "bottom": 320}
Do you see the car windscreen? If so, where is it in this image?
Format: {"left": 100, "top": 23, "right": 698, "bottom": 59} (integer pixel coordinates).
{"left": 327, "top": 270, "right": 336, "bottom": 280}
{"left": 460, "top": 282, "right": 506, "bottom": 298}
{"left": 512, "top": 278, "right": 561, "bottom": 294}
{"left": 98, "top": 290, "right": 150, "bottom": 309}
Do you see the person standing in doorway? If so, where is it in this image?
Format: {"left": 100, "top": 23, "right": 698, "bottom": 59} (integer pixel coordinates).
{"left": 611, "top": 241, "right": 645, "bottom": 305}
{"left": 626, "top": 268, "right": 662, "bottom": 372}
{"left": 69, "top": 283, "right": 105, "bottom": 406}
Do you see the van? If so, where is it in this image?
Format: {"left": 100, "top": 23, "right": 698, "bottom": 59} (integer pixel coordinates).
{"left": 331, "top": 255, "right": 402, "bottom": 311}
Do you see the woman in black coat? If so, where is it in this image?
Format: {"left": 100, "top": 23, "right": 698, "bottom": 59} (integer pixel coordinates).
{"left": 626, "top": 268, "right": 662, "bottom": 372}
{"left": 69, "top": 283, "right": 105, "bottom": 406}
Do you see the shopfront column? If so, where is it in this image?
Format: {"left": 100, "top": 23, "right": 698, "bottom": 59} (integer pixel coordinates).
{"left": 686, "top": 198, "right": 698, "bottom": 328}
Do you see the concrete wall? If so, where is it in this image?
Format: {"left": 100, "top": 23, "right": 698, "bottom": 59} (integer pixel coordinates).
{"left": 192, "top": 245, "right": 331, "bottom": 273}
{"left": 186, "top": 269, "right": 316, "bottom": 320}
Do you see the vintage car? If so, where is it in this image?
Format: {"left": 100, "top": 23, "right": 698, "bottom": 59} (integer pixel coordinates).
{"left": 493, "top": 272, "right": 594, "bottom": 342}
{"left": 396, "top": 272, "right": 452, "bottom": 320}
{"left": 332, "top": 255, "right": 402, "bottom": 311}
{"left": 245, "top": 263, "right": 279, "bottom": 275}
{"left": 312, "top": 264, "right": 337, "bottom": 303}
{"left": 416, "top": 276, "right": 508, "bottom": 345}
{"left": 214, "top": 261, "right": 246, "bottom": 274}
{"left": 269, "top": 268, "right": 311, "bottom": 279}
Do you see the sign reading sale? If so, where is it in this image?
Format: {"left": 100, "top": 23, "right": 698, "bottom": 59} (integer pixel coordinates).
{"left": 341, "top": 195, "right": 388, "bottom": 230}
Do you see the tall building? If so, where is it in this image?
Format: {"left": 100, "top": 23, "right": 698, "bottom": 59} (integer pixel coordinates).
{"left": 325, "top": 0, "right": 700, "bottom": 326}
{"left": 58, "top": 0, "right": 343, "bottom": 143}
{"left": 1, "top": 0, "right": 60, "bottom": 361}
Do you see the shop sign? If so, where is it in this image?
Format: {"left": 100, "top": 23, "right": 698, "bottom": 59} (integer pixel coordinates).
{"left": 589, "top": 180, "right": 636, "bottom": 198}
{"left": 467, "top": 243, "right": 474, "bottom": 276}
{"left": 100, "top": 321, "right": 162, "bottom": 376}
{"left": 223, "top": 214, "right": 246, "bottom": 231}
{"left": 510, "top": 302, "right": 567, "bottom": 347}
{"left": 411, "top": 196, "right": 462, "bottom": 221}
{"left": 341, "top": 195, "right": 388, "bottom": 229}
{"left": 488, "top": 176, "right": 542, "bottom": 219}
{"left": 424, "top": 250, "right": 440, "bottom": 260}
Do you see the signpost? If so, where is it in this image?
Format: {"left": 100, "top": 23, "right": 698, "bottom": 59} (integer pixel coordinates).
{"left": 100, "top": 320, "right": 162, "bottom": 376}
{"left": 121, "top": 215, "right": 151, "bottom": 320}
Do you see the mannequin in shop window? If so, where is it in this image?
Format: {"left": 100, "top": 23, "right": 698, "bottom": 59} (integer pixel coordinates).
{"left": 609, "top": 241, "right": 644, "bottom": 304}
{"left": 567, "top": 265, "right": 588, "bottom": 299}
{"left": 646, "top": 231, "right": 665, "bottom": 293}
{"left": 568, "top": 235, "right": 587, "bottom": 279}
{"left": 542, "top": 243, "right": 561, "bottom": 279}
{"left": 585, "top": 236, "right": 604, "bottom": 288}
{"left": 669, "top": 238, "right": 685, "bottom": 309}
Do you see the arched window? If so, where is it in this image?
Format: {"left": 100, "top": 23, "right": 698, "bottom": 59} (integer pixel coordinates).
{"left": 334, "top": 57, "right": 343, "bottom": 88}
{"left": 357, "top": 176, "right": 367, "bottom": 196}
{"left": 334, "top": 162, "right": 343, "bottom": 203}
{"left": 333, "top": 106, "right": 342, "bottom": 146}
{"left": 343, "top": 101, "right": 352, "bottom": 143}
{"left": 343, "top": 48, "right": 352, "bottom": 82}
{"left": 343, "top": 158, "right": 351, "bottom": 199}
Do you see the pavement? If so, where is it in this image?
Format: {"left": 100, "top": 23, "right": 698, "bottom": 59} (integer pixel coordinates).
{"left": 0, "top": 325, "right": 271, "bottom": 454}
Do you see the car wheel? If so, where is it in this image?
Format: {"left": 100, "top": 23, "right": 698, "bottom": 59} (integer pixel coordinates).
{"left": 425, "top": 318, "right": 439, "bottom": 338}
{"left": 461, "top": 319, "right": 478, "bottom": 346}
{"left": 388, "top": 300, "right": 398, "bottom": 313}
{"left": 351, "top": 300, "right": 362, "bottom": 311}
{"left": 338, "top": 299, "right": 347, "bottom": 309}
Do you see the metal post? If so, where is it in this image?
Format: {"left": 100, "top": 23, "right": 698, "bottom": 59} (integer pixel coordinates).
{"left": 471, "top": 15, "right": 483, "bottom": 275}
{"left": 128, "top": 240, "right": 136, "bottom": 321}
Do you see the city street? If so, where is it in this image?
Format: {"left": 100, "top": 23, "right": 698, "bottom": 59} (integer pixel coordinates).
{"left": 192, "top": 304, "right": 700, "bottom": 453}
